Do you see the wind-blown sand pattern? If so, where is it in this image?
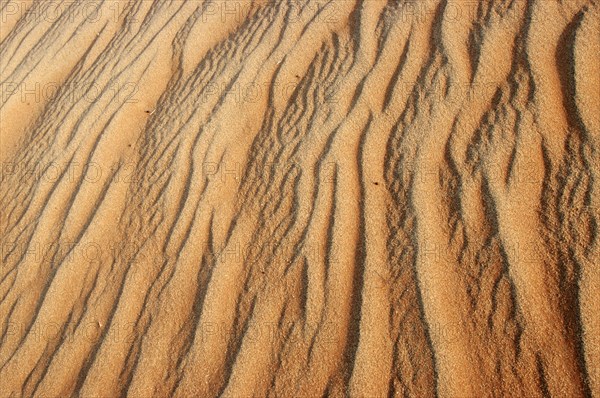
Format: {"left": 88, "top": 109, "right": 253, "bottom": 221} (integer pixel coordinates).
{"left": 0, "top": 0, "right": 599, "bottom": 397}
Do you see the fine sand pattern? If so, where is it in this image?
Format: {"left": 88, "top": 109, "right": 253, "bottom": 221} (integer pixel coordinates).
{"left": 1, "top": 0, "right": 599, "bottom": 397}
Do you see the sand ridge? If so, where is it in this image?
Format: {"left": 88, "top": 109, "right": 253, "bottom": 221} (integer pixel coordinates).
{"left": 0, "top": 0, "right": 598, "bottom": 397}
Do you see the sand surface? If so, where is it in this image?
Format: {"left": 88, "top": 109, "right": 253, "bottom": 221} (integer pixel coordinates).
{"left": 0, "top": 0, "right": 599, "bottom": 397}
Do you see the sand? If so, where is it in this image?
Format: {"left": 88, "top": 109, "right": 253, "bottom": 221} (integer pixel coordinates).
{"left": 0, "top": 0, "right": 598, "bottom": 397}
